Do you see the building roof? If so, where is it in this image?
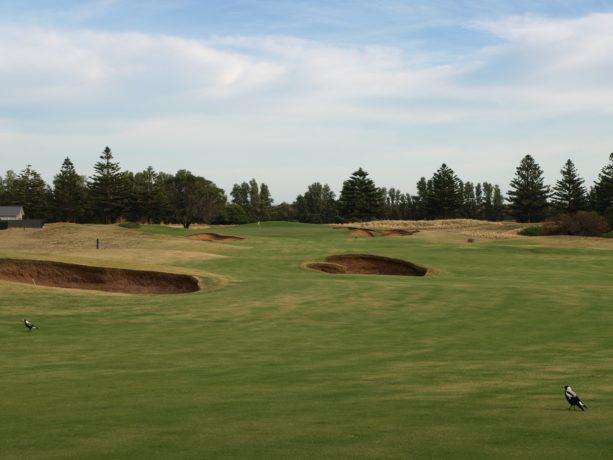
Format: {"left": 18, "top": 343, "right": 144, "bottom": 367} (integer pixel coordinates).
{"left": 0, "top": 206, "right": 24, "bottom": 216}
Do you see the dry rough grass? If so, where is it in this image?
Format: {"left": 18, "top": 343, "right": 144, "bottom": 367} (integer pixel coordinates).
{"left": 0, "top": 223, "right": 230, "bottom": 293}
{"left": 336, "top": 219, "right": 528, "bottom": 240}
{"left": 0, "top": 223, "right": 224, "bottom": 260}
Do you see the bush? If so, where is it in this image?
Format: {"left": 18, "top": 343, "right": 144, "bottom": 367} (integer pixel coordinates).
{"left": 214, "top": 204, "right": 249, "bottom": 225}
{"left": 518, "top": 225, "right": 544, "bottom": 236}
{"left": 543, "top": 212, "right": 610, "bottom": 237}
{"left": 118, "top": 222, "right": 141, "bottom": 229}
{"left": 605, "top": 206, "right": 613, "bottom": 229}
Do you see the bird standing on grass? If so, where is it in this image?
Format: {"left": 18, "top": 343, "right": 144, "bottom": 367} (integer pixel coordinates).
{"left": 564, "top": 385, "right": 587, "bottom": 411}
{"left": 23, "top": 319, "right": 37, "bottom": 331}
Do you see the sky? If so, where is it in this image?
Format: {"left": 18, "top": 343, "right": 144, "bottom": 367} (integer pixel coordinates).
{"left": 1, "top": 0, "right": 613, "bottom": 203}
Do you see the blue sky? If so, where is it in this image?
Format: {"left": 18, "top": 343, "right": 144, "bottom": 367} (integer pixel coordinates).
{"left": 1, "top": 0, "right": 613, "bottom": 202}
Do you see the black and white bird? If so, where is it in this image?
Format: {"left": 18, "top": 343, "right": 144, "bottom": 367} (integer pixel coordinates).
{"left": 564, "top": 385, "right": 587, "bottom": 411}
{"left": 23, "top": 319, "right": 37, "bottom": 331}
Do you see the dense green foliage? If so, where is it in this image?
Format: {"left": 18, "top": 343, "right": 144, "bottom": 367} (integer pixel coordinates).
{"left": 591, "top": 153, "right": 613, "bottom": 216}
{"left": 3, "top": 149, "right": 613, "bottom": 225}
{"left": 507, "top": 154, "right": 550, "bottom": 222}
{"left": 295, "top": 182, "right": 337, "bottom": 223}
{"left": 428, "top": 163, "right": 463, "bottom": 218}
{"left": 14, "top": 165, "right": 50, "bottom": 219}
{"left": 53, "top": 157, "right": 87, "bottom": 223}
{"left": 88, "top": 147, "right": 129, "bottom": 224}
{"left": 2, "top": 222, "right": 613, "bottom": 459}
{"left": 517, "top": 225, "right": 545, "bottom": 236}
{"left": 551, "top": 159, "right": 588, "bottom": 213}
{"left": 338, "top": 168, "right": 384, "bottom": 221}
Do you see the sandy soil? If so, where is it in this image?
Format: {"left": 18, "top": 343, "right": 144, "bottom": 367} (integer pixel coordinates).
{"left": 307, "top": 254, "right": 427, "bottom": 276}
{"left": 0, "top": 258, "right": 200, "bottom": 294}
{"left": 189, "top": 232, "right": 244, "bottom": 242}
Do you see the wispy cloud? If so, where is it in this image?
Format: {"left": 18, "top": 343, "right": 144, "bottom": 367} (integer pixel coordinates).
{"left": 1, "top": 9, "right": 613, "bottom": 199}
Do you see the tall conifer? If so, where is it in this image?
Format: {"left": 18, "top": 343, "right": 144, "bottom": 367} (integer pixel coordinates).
{"left": 53, "top": 157, "right": 87, "bottom": 222}
{"left": 551, "top": 159, "right": 588, "bottom": 213}
{"left": 88, "top": 146, "right": 127, "bottom": 224}
{"left": 507, "top": 154, "right": 550, "bottom": 222}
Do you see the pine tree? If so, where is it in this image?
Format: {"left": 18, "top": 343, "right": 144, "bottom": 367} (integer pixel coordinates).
{"left": 507, "top": 155, "right": 550, "bottom": 222}
{"left": 462, "top": 182, "right": 477, "bottom": 218}
{"left": 131, "top": 166, "right": 160, "bottom": 223}
{"left": 482, "top": 182, "right": 494, "bottom": 220}
{"left": 1, "top": 170, "right": 19, "bottom": 204}
{"left": 592, "top": 153, "right": 613, "bottom": 215}
{"left": 492, "top": 185, "right": 504, "bottom": 221}
{"left": 16, "top": 165, "right": 49, "bottom": 219}
{"left": 88, "top": 147, "right": 127, "bottom": 224}
{"left": 155, "top": 172, "right": 174, "bottom": 223}
{"left": 338, "top": 168, "right": 383, "bottom": 222}
{"left": 475, "top": 183, "right": 484, "bottom": 219}
{"left": 429, "top": 163, "right": 463, "bottom": 218}
{"left": 414, "top": 177, "right": 430, "bottom": 219}
{"left": 551, "top": 159, "right": 588, "bottom": 213}
{"left": 258, "top": 183, "right": 274, "bottom": 221}
{"left": 53, "top": 157, "right": 87, "bottom": 222}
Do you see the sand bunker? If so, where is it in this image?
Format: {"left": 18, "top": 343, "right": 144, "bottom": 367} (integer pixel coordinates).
{"left": 383, "top": 229, "right": 420, "bottom": 237}
{"left": 351, "top": 229, "right": 374, "bottom": 237}
{"left": 307, "top": 254, "right": 427, "bottom": 276}
{"left": 337, "top": 226, "right": 418, "bottom": 238}
{"left": 189, "top": 233, "right": 244, "bottom": 242}
{"left": 0, "top": 259, "right": 200, "bottom": 294}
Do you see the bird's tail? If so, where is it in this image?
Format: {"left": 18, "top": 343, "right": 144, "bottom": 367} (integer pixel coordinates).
{"left": 579, "top": 401, "right": 587, "bottom": 410}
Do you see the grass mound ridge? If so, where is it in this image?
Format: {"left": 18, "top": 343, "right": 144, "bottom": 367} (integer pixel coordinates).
{"left": 307, "top": 253, "right": 427, "bottom": 276}
{"left": 189, "top": 232, "right": 244, "bottom": 242}
{"left": 0, "top": 258, "right": 200, "bottom": 294}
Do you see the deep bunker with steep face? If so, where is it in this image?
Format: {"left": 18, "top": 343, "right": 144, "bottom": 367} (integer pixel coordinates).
{"left": 0, "top": 259, "right": 200, "bottom": 294}
{"left": 307, "top": 254, "right": 427, "bottom": 276}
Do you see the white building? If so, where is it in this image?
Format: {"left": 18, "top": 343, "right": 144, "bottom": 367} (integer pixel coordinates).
{"left": 0, "top": 206, "right": 24, "bottom": 221}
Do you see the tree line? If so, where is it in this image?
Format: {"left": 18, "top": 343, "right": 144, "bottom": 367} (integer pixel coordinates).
{"left": 1, "top": 147, "right": 613, "bottom": 229}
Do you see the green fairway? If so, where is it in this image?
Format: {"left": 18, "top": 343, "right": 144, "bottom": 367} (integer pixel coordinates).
{"left": 2, "top": 222, "right": 613, "bottom": 459}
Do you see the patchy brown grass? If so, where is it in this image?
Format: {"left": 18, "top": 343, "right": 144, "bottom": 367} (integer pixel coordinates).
{"left": 0, "top": 223, "right": 231, "bottom": 294}
{"left": 335, "top": 219, "right": 528, "bottom": 241}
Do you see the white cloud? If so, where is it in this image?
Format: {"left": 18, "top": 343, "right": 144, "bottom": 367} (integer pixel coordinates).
{"left": 1, "top": 14, "right": 613, "bottom": 200}
{"left": 472, "top": 13, "right": 613, "bottom": 84}
{"left": 0, "top": 26, "right": 286, "bottom": 106}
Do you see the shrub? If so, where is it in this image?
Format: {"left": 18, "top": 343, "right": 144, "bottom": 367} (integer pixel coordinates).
{"left": 605, "top": 206, "right": 613, "bottom": 229}
{"left": 544, "top": 212, "right": 610, "bottom": 237}
{"left": 118, "top": 222, "right": 141, "bottom": 229}
{"left": 214, "top": 204, "right": 249, "bottom": 225}
{"left": 518, "top": 225, "right": 544, "bottom": 236}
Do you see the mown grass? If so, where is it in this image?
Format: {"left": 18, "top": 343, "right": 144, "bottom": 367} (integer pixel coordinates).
{"left": 2, "top": 222, "right": 613, "bottom": 459}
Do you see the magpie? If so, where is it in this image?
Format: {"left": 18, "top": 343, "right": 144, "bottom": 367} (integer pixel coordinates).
{"left": 23, "top": 319, "right": 37, "bottom": 331}
{"left": 564, "top": 385, "right": 587, "bottom": 411}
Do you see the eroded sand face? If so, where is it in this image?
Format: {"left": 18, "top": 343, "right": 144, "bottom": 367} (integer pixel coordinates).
{"left": 0, "top": 259, "right": 200, "bottom": 294}
{"left": 307, "top": 254, "right": 427, "bottom": 276}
